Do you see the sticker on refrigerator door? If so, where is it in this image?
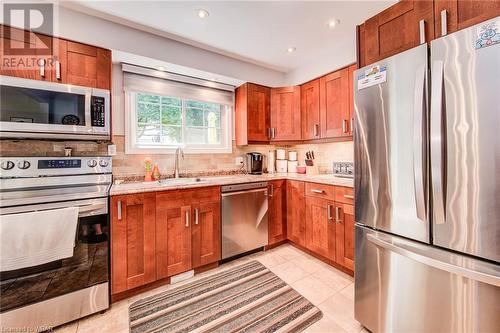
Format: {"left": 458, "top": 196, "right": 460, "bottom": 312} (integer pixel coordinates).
{"left": 475, "top": 19, "right": 500, "bottom": 50}
{"left": 357, "top": 65, "right": 387, "bottom": 90}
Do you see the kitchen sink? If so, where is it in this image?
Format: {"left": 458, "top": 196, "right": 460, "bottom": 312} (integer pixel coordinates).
{"left": 158, "top": 177, "right": 207, "bottom": 185}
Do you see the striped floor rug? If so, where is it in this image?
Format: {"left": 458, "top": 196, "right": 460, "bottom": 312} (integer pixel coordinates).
{"left": 129, "top": 261, "right": 322, "bottom": 333}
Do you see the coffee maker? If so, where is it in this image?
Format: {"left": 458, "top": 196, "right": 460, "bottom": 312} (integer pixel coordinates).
{"left": 245, "top": 152, "right": 263, "bottom": 174}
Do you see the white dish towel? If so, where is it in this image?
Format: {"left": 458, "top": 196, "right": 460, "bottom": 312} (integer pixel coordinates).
{"left": 0, "top": 207, "right": 79, "bottom": 272}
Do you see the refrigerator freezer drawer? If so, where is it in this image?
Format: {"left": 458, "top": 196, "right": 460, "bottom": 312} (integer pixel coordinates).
{"left": 355, "top": 225, "right": 500, "bottom": 333}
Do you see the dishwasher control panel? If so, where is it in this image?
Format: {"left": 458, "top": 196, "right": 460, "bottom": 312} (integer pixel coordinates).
{"left": 221, "top": 181, "right": 268, "bottom": 193}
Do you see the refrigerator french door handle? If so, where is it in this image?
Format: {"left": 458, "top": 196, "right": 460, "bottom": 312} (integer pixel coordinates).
{"left": 430, "top": 60, "right": 446, "bottom": 225}
{"left": 413, "top": 64, "right": 426, "bottom": 221}
{"left": 366, "top": 233, "right": 500, "bottom": 287}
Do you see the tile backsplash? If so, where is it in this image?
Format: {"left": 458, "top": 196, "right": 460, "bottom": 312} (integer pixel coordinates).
{"left": 0, "top": 136, "right": 353, "bottom": 178}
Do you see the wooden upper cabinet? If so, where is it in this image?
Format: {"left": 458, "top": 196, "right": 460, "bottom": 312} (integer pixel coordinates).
{"left": 111, "top": 193, "right": 156, "bottom": 294}
{"left": 356, "top": 24, "right": 367, "bottom": 68}
{"left": 235, "top": 83, "right": 270, "bottom": 145}
{"left": 305, "top": 197, "right": 336, "bottom": 260}
{"left": 270, "top": 86, "right": 301, "bottom": 141}
{"left": 319, "top": 68, "right": 350, "bottom": 138}
{"left": 301, "top": 79, "right": 321, "bottom": 140}
{"left": 286, "top": 180, "right": 306, "bottom": 246}
{"left": 434, "top": 0, "right": 500, "bottom": 38}
{"left": 55, "top": 40, "right": 111, "bottom": 90}
{"left": 192, "top": 201, "right": 221, "bottom": 268}
{"left": 364, "top": 0, "right": 434, "bottom": 65}
{"left": 335, "top": 203, "right": 355, "bottom": 271}
{"left": 268, "top": 180, "right": 287, "bottom": 245}
{"left": 348, "top": 64, "right": 357, "bottom": 136}
{"left": 0, "top": 25, "right": 53, "bottom": 81}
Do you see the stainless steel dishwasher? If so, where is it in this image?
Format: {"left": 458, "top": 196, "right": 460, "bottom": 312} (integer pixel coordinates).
{"left": 221, "top": 182, "right": 268, "bottom": 259}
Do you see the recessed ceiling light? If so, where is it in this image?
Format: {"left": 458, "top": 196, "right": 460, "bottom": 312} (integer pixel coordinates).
{"left": 156, "top": 66, "right": 166, "bottom": 71}
{"left": 327, "top": 19, "right": 340, "bottom": 29}
{"left": 197, "top": 9, "right": 209, "bottom": 19}
{"left": 287, "top": 47, "right": 296, "bottom": 53}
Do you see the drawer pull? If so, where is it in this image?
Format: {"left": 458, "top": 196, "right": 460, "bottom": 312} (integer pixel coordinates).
{"left": 335, "top": 206, "right": 342, "bottom": 223}
{"left": 327, "top": 204, "right": 333, "bottom": 221}
{"left": 311, "top": 189, "right": 324, "bottom": 194}
{"left": 343, "top": 194, "right": 354, "bottom": 199}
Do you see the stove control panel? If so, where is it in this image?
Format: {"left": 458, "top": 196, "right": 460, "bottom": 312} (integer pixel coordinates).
{"left": 0, "top": 157, "right": 112, "bottom": 177}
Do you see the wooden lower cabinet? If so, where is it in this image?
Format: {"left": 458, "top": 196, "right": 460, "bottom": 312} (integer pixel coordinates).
{"left": 111, "top": 193, "right": 157, "bottom": 294}
{"left": 268, "top": 180, "right": 287, "bottom": 245}
{"left": 335, "top": 203, "right": 355, "bottom": 271}
{"left": 112, "top": 187, "right": 221, "bottom": 295}
{"left": 286, "top": 180, "right": 306, "bottom": 246}
{"left": 305, "top": 197, "right": 336, "bottom": 260}
{"left": 192, "top": 201, "right": 221, "bottom": 268}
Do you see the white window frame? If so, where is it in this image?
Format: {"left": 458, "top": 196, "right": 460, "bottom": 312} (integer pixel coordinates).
{"left": 125, "top": 90, "right": 233, "bottom": 154}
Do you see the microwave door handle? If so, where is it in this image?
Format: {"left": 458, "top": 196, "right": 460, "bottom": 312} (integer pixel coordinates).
{"left": 413, "top": 64, "right": 427, "bottom": 221}
{"left": 430, "top": 60, "right": 447, "bottom": 225}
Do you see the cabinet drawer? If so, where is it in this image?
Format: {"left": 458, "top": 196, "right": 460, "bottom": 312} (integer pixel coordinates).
{"left": 157, "top": 186, "right": 220, "bottom": 204}
{"left": 305, "top": 183, "right": 334, "bottom": 199}
{"left": 335, "top": 186, "right": 354, "bottom": 204}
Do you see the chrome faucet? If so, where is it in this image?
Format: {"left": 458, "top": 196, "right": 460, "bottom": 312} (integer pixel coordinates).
{"left": 174, "top": 147, "right": 184, "bottom": 178}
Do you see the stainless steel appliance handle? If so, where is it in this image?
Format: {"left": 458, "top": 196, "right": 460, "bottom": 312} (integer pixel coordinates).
{"left": 327, "top": 204, "right": 333, "bottom": 220}
{"left": 55, "top": 60, "right": 61, "bottom": 80}
{"left": 194, "top": 208, "right": 199, "bottom": 225}
{"left": 39, "top": 59, "right": 46, "bottom": 78}
{"left": 430, "top": 60, "right": 446, "bottom": 225}
{"left": 367, "top": 233, "right": 500, "bottom": 287}
{"left": 419, "top": 19, "right": 426, "bottom": 44}
{"left": 185, "top": 210, "right": 189, "bottom": 227}
{"left": 311, "top": 189, "right": 324, "bottom": 194}
{"left": 413, "top": 64, "right": 427, "bottom": 221}
{"left": 221, "top": 188, "right": 268, "bottom": 197}
{"left": 117, "top": 200, "right": 122, "bottom": 220}
{"left": 440, "top": 10, "right": 448, "bottom": 36}
{"left": 335, "top": 206, "right": 341, "bottom": 223}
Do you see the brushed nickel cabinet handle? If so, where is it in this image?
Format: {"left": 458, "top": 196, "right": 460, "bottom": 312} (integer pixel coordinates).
{"left": 440, "top": 9, "right": 448, "bottom": 36}
{"left": 350, "top": 117, "right": 354, "bottom": 133}
{"left": 39, "top": 59, "right": 46, "bottom": 78}
{"left": 272, "top": 128, "right": 276, "bottom": 139}
{"left": 419, "top": 19, "right": 426, "bottom": 45}
{"left": 269, "top": 184, "right": 274, "bottom": 197}
{"left": 311, "top": 189, "right": 324, "bottom": 194}
{"left": 55, "top": 60, "right": 61, "bottom": 80}
{"left": 313, "top": 124, "right": 319, "bottom": 137}
{"left": 342, "top": 119, "right": 348, "bottom": 133}
{"left": 117, "top": 200, "right": 122, "bottom": 221}
{"left": 335, "top": 206, "right": 342, "bottom": 223}
{"left": 327, "top": 204, "right": 333, "bottom": 220}
{"left": 194, "top": 208, "right": 199, "bottom": 225}
{"left": 344, "top": 194, "right": 354, "bottom": 199}
{"left": 185, "top": 211, "right": 190, "bottom": 227}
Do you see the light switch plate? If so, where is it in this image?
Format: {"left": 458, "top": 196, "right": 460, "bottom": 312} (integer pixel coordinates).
{"left": 235, "top": 157, "right": 244, "bottom": 165}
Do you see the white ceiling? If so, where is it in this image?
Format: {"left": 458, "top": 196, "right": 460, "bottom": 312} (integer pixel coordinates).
{"left": 67, "top": 1, "right": 395, "bottom": 79}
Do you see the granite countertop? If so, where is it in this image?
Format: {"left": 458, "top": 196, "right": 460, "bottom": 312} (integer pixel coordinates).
{"left": 110, "top": 173, "right": 353, "bottom": 196}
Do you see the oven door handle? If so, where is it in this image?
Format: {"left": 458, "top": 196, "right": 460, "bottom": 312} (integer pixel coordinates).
{"left": 0, "top": 198, "right": 108, "bottom": 217}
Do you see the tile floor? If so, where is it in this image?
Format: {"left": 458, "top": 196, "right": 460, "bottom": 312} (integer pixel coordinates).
{"left": 54, "top": 244, "right": 366, "bottom": 333}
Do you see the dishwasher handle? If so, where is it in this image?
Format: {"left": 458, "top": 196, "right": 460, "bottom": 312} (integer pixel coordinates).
{"left": 221, "top": 188, "right": 268, "bottom": 197}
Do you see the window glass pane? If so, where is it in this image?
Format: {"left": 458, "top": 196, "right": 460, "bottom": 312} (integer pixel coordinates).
{"left": 136, "top": 123, "right": 161, "bottom": 143}
{"left": 137, "top": 93, "right": 160, "bottom": 103}
{"left": 161, "top": 105, "right": 181, "bottom": 126}
{"left": 161, "top": 96, "right": 181, "bottom": 106}
{"left": 137, "top": 102, "right": 160, "bottom": 124}
{"left": 186, "top": 108, "right": 204, "bottom": 127}
{"left": 185, "top": 127, "right": 221, "bottom": 145}
{"left": 205, "top": 110, "right": 221, "bottom": 128}
{"left": 161, "top": 126, "right": 182, "bottom": 144}
{"left": 207, "top": 128, "right": 221, "bottom": 145}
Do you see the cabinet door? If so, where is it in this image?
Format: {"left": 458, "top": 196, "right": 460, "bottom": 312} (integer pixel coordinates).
{"left": 156, "top": 194, "right": 192, "bottom": 279}
{"left": 305, "top": 197, "right": 336, "bottom": 260}
{"left": 348, "top": 64, "right": 357, "bottom": 136}
{"left": 111, "top": 193, "right": 156, "bottom": 294}
{"left": 57, "top": 41, "right": 99, "bottom": 87}
{"left": 286, "top": 180, "right": 306, "bottom": 246}
{"left": 268, "top": 180, "right": 287, "bottom": 245}
{"left": 319, "top": 68, "right": 350, "bottom": 138}
{"left": 434, "top": 0, "right": 500, "bottom": 38}
{"left": 0, "top": 26, "right": 53, "bottom": 81}
{"left": 271, "top": 86, "right": 301, "bottom": 141}
{"left": 247, "top": 83, "right": 271, "bottom": 142}
{"left": 301, "top": 79, "right": 321, "bottom": 140}
{"left": 192, "top": 201, "right": 221, "bottom": 268}
{"left": 335, "top": 203, "right": 355, "bottom": 271}
{"left": 364, "top": 0, "right": 434, "bottom": 65}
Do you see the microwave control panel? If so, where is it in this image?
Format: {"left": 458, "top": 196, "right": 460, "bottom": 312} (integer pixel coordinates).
{"left": 91, "top": 96, "right": 106, "bottom": 127}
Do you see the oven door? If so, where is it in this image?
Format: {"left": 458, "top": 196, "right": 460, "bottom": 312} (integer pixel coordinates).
{"left": 0, "top": 198, "right": 110, "bottom": 316}
{"left": 0, "top": 76, "right": 109, "bottom": 140}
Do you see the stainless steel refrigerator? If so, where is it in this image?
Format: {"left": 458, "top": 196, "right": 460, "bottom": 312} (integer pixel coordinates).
{"left": 354, "top": 17, "right": 500, "bottom": 333}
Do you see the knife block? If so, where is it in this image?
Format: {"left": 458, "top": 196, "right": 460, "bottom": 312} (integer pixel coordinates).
{"left": 306, "top": 166, "right": 319, "bottom": 175}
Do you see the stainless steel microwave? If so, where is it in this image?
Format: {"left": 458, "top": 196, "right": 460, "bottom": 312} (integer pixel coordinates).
{"left": 0, "top": 76, "right": 110, "bottom": 140}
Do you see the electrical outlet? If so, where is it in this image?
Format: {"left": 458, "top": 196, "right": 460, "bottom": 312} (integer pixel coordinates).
{"left": 235, "top": 157, "right": 244, "bottom": 165}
